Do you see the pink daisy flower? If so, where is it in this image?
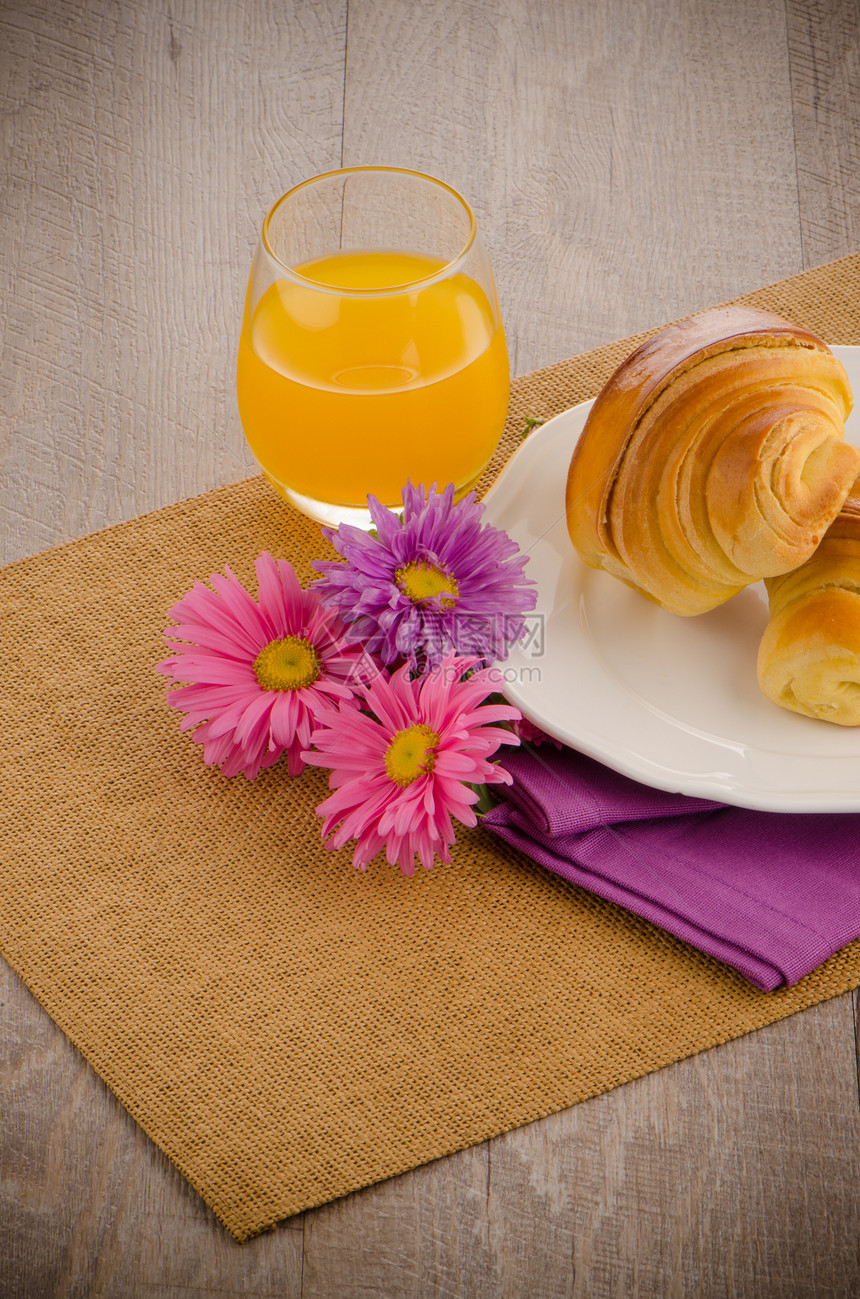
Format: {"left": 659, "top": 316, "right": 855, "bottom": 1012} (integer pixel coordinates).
{"left": 302, "top": 652, "right": 522, "bottom": 875}
{"left": 156, "top": 552, "right": 370, "bottom": 779}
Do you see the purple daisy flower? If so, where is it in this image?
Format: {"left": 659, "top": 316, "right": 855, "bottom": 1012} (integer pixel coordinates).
{"left": 312, "top": 482, "right": 537, "bottom": 672}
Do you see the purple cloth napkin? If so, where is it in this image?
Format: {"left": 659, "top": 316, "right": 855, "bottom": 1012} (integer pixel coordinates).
{"left": 482, "top": 745, "right": 860, "bottom": 991}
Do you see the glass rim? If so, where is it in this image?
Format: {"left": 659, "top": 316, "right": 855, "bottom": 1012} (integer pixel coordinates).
{"left": 259, "top": 165, "right": 479, "bottom": 296}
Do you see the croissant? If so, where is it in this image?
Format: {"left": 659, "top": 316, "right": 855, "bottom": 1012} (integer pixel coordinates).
{"left": 757, "top": 490, "right": 860, "bottom": 725}
{"left": 566, "top": 307, "right": 858, "bottom": 615}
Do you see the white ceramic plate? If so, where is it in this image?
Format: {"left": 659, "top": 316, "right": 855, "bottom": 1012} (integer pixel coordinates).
{"left": 483, "top": 346, "right": 860, "bottom": 812}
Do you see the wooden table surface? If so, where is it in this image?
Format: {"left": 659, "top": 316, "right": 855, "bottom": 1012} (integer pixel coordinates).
{"left": 2, "top": 1, "right": 860, "bottom": 1295}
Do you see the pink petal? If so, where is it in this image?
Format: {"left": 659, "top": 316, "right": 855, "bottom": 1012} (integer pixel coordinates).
{"left": 233, "top": 692, "right": 275, "bottom": 746}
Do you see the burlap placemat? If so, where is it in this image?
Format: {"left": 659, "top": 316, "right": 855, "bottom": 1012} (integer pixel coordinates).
{"left": 3, "top": 253, "right": 860, "bottom": 1242}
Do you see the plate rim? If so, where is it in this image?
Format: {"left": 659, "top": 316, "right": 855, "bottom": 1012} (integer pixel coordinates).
{"left": 485, "top": 345, "right": 860, "bottom": 812}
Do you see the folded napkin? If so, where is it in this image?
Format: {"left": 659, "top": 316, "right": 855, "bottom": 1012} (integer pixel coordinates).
{"left": 482, "top": 746, "right": 860, "bottom": 991}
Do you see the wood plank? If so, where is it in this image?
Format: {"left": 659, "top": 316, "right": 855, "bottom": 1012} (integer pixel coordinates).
{"left": 786, "top": 0, "right": 860, "bottom": 266}
{"left": 565, "top": 995, "right": 860, "bottom": 1297}
{"left": 787, "top": 0, "right": 860, "bottom": 1108}
{"left": 341, "top": 0, "right": 801, "bottom": 374}
{"left": 0, "top": 0, "right": 347, "bottom": 567}
{"left": 301, "top": 1146, "right": 498, "bottom": 1298}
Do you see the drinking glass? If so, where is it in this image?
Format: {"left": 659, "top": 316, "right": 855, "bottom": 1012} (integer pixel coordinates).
{"left": 237, "top": 167, "right": 510, "bottom": 528}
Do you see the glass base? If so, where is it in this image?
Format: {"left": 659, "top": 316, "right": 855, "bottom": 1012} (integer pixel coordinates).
{"left": 263, "top": 474, "right": 382, "bottom": 530}
{"left": 262, "top": 467, "right": 487, "bottom": 531}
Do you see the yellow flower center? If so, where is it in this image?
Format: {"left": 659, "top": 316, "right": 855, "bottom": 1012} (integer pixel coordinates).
{"left": 384, "top": 723, "right": 440, "bottom": 788}
{"left": 395, "top": 560, "right": 459, "bottom": 607}
{"left": 253, "top": 636, "right": 320, "bottom": 691}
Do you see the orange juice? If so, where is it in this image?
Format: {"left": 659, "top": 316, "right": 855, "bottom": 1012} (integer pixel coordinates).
{"left": 236, "top": 250, "right": 509, "bottom": 507}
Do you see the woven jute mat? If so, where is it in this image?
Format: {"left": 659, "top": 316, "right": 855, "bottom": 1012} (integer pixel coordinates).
{"left": 3, "top": 254, "right": 860, "bottom": 1242}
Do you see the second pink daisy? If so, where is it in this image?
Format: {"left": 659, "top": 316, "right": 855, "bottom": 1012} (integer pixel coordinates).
{"left": 302, "top": 652, "right": 522, "bottom": 875}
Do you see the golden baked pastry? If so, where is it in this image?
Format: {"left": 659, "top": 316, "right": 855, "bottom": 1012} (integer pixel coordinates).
{"left": 566, "top": 306, "right": 858, "bottom": 615}
{"left": 757, "top": 489, "right": 860, "bottom": 725}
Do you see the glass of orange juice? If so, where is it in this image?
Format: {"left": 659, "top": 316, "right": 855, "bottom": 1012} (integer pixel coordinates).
{"left": 237, "top": 167, "right": 510, "bottom": 528}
